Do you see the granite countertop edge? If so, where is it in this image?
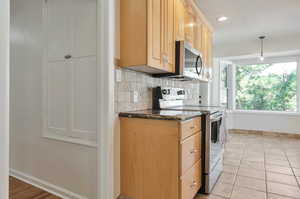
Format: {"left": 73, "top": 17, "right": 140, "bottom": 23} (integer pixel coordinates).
{"left": 119, "top": 110, "right": 204, "bottom": 121}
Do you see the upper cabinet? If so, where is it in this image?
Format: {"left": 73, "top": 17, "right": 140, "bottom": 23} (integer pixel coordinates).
{"left": 174, "top": 0, "right": 185, "bottom": 41}
{"left": 120, "top": 0, "right": 174, "bottom": 73}
{"left": 184, "top": 6, "right": 195, "bottom": 47}
{"left": 201, "top": 25, "right": 213, "bottom": 66}
{"left": 193, "top": 16, "right": 203, "bottom": 53}
{"left": 119, "top": 0, "right": 213, "bottom": 77}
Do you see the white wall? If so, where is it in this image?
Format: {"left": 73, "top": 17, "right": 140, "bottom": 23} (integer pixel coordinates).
{"left": 0, "top": 0, "right": 10, "bottom": 197}
{"left": 210, "top": 58, "right": 220, "bottom": 106}
{"left": 10, "top": 0, "right": 97, "bottom": 198}
{"left": 215, "top": 35, "right": 300, "bottom": 58}
{"left": 114, "top": 0, "right": 121, "bottom": 198}
{"left": 228, "top": 111, "right": 300, "bottom": 134}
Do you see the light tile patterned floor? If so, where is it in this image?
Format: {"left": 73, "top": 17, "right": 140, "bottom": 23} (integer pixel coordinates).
{"left": 197, "top": 132, "right": 300, "bottom": 199}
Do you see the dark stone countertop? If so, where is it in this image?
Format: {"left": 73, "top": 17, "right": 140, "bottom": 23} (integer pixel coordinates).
{"left": 119, "top": 109, "right": 204, "bottom": 121}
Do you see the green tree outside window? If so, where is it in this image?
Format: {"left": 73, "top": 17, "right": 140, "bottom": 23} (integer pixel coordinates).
{"left": 236, "top": 62, "right": 297, "bottom": 111}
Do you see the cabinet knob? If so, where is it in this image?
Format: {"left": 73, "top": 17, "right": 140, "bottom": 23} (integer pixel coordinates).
{"left": 64, "top": 55, "right": 72, "bottom": 59}
{"left": 190, "top": 149, "right": 198, "bottom": 154}
{"left": 163, "top": 55, "right": 168, "bottom": 64}
{"left": 190, "top": 180, "right": 198, "bottom": 188}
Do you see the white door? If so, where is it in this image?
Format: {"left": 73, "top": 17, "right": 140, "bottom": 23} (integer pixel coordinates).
{"left": 72, "top": 0, "right": 97, "bottom": 57}
{"left": 44, "top": 0, "right": 97, "bottom": 145}
{"left": 0, "top": 0, "right": 10, "bottom": 197}
{"left": 46, "top": 0, "right": 72, "bottom": 61}
{"left": 46, "top": 60, "right": 70, "bottom": 137}
{"left": 70, "top": 56, "right": 97, "bottom": 140}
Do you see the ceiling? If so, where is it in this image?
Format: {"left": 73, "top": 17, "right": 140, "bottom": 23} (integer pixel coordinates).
{"left": 196, "top": 0, "right": 300, "bottom": 58}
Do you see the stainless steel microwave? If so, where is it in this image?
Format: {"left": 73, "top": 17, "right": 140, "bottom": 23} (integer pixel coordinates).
{"left": 154, "top": 40, "right": 203, "bottom": 81}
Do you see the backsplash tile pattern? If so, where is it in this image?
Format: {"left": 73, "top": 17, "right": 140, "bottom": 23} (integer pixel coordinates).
{"left": 115, "top": 68, "right": 201, "bottom": 113}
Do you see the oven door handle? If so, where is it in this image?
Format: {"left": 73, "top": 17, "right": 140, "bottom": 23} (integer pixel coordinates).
{"left": 210, "top": 116, "right": 223, "bottom": 122}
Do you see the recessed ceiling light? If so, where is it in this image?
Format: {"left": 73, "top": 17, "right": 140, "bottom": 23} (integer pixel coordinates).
{"left": 217, "top": 16, "right": 228, "bottom": 22}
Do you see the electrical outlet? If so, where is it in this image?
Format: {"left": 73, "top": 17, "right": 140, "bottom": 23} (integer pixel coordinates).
{"left": 132, "top": 91, "right": 138, "bottom": 103}
{"left": 115, "top": 69, "right": 122, "bottom": 82}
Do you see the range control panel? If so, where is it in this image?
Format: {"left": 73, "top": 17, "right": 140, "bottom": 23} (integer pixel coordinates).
{"left": 153, "top": 87, "right": 186, "bottom": 109}
{"left": 160, "top": 87, "right": 186, "bottom": 101}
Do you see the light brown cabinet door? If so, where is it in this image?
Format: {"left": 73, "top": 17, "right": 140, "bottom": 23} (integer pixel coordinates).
{"left": 181, "top": 161, "right": 202, "bottom": 199}
{"left": 201, "top": 24, "right": 209, "bottom": 67}
{"left": 184, "top": 7, "right": 195, "bottom": 47}
{"left": 175, "top": 0, "right": 185, "bottom": 41}
{"left": 163, "top": 0, "right": 175, "bottom": 72}
{"left": 202, "top": 25, "right": 213, "bottom": 67}
{"left": 193, "top": 17, "right": 203, "bottom": 53}
{"left": 207, "top": 30, "right": 213, "bottom": 67}
{"left": 147, "top": 0, "right": 162, "bottom": 68}
{"left": 148, "top": 0, "right": 174, "bottom": 72}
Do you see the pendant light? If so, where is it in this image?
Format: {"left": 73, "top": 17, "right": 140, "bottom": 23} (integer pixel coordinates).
{"left": 259, "top": 36, "right": 266, "bottom": 61}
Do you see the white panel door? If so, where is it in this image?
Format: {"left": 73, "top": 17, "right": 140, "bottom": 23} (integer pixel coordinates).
{"left": 72, "top": 0, "right": 97, "bottom": 57}
{"left": 70, "top": 56, "right": 97, "bottom": 140}
{"left": 46, "top": 60, "right": 70, "bottom": 137}
{"left": 45, "top": 0, "right": 72, "bottom": 61}
{"left": 43, "top": 0, "right": 97, "bottom": 145}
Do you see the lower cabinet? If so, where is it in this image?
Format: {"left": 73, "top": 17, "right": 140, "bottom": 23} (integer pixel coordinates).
{"left": 181, "top": 161, "right": 202, "bottom": 199}
{"left": 120, "top": 117, "right": 202, "bottom": 199}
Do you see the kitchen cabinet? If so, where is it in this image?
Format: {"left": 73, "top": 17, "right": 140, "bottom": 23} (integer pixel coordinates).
{"left": 183, "top": 0, "right": 213, "bottom": 80}
{"left": 184, "top": 6, "right": 195, "bottom": 47}
{"left": 163, "top": 0, "right": 175, "bottom": 72}
{"left": 175, "top": 0, "right": 185, "bottom": 41}
{"left": 43, "top": 0, "right": 97, "bottom": 145}
{"left": 201, "top": 25, "right": 208, "bottom": 67}
{"left": 207, "top": 29, "right": 213, "bottom": 68}
{"left": 120, "top": 0, "right": 214, "bottom": 78}
{"left": 193, "top": 17, "right": 203, "bottom": 53}
{"left": 120, "top": 117, "right": 202, "bottom": 199}
{"left": 120, "top": 0, "right": 174, "bottom": 73}
{"left": 201, "top": 24, "right": 213, "bottom": 79}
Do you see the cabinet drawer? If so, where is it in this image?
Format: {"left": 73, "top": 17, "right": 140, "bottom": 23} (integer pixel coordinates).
{"left": 180, "top": 133, "right": 201, "bottom": 175}
{"left": 180, "top": 161, "right": 202, "bottom": 199}
{"left": 180, "top": 117, "right": 201, "bottom": 140}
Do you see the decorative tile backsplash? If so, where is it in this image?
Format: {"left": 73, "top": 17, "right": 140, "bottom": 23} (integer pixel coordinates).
{"left": 115, "top": 68, "right": 201, "bottom": 113}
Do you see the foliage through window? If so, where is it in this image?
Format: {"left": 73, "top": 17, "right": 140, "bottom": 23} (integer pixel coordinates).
{"left": 220, "top": 62, "right": 229, "bottom": 108}
{"left": 236, "top": 62, "right": 297, "bottom": 112}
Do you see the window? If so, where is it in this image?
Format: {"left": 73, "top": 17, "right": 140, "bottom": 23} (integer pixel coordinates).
{"left": 235, "top": 61, "right": 298, "bottom": 112}
{"left": 220, "top": 62, "right": 230, "bottom": 108}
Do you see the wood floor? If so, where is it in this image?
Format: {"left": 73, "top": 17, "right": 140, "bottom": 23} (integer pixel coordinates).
{"left": 9, "top": 177, "right": 62, "bottom": 199}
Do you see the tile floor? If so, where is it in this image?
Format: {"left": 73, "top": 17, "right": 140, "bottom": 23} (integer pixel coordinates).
{"left": 197, "top": 132, "right": 300, "bottom": 199}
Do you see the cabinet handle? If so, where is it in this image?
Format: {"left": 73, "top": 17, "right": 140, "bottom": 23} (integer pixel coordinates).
{"left": 190, "top": 149, "right": 198, "bottom": 154}
{"left": 190, "top": 126, "right": 195, "bottom": 130}
{"left": 190, "top": 180, "right": 198, "bottom": 188}
{"left": 163, "top": 55, "right": 168, "bottom": 64}
{"left": 64, "top": 55, "right": 72, "bottom": 59}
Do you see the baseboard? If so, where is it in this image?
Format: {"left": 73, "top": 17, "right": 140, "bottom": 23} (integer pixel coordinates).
{"left": 229, "top": 129, "right": 300, "bottom": 139}
{"left": 10, "top": 169, "right": 88, "bottom": 199}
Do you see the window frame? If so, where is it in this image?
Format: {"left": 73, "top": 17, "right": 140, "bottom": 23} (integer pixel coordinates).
{"left": 226, "top": 56, "right": 300, "bottom": 113}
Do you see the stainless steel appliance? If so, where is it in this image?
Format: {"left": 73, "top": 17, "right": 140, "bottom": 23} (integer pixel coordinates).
{"left": 153, "top": 87, "right": 225, "bottom": 193}
{"left": 153, "top": 41, "right": 204, "bottom": 81}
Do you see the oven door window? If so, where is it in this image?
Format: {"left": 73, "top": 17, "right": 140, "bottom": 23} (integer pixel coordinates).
{"left": 211, "top": 118, "right": 222, "bottom": 143}
{"left": 210, "top": 117, "right": 224, "bottom": 170}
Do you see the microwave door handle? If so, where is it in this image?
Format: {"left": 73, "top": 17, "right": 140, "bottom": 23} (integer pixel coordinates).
{"left": 195, "top": 56, "right": 200, "bottom": 75}
{"left": 199, "top": 56, "right": 203, "bottom": 75}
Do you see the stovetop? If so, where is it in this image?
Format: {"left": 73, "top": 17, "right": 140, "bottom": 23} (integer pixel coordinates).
{"left": 164, "top": 105, "right": 224, "bottom": 114}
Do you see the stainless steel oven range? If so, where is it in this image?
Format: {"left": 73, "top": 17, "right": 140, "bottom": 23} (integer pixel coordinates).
{"left": 153, "top": 86, "right": 226, "bottom": 193}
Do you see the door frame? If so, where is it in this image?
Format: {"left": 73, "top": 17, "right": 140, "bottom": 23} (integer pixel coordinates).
{"left": 97, "top": 0, "right": 115, "bottom": 198}
{"left": 0, "top": 0, "right": 10, "bottom": 198}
